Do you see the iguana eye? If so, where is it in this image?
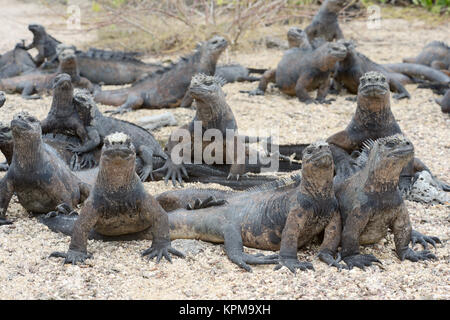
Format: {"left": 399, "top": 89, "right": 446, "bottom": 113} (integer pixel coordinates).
{"left": 386, "top": 141, "right": 395, "bottom": 148}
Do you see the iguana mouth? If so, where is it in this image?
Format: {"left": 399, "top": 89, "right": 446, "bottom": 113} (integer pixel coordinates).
{"left": 11, "top": 118, "right": 32, "bottom": 131}
{"left": 103, "top": 148, "right": 134, "bottom": 159}
{"left": 308, "top": 150, "right": 333, "bottom": 167}
{"left": 388, "top": 146, "right": 414, "bottom": 158}
{"left": 359, "top": 84, "right": 388, "bottom": 96}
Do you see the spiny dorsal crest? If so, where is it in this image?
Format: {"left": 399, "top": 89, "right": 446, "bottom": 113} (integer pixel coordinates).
{"left": 190, "top": 73, "right": 226, "bottom": 88}
{"left": 356, "top": 134, "right": 409, "bottom": 167}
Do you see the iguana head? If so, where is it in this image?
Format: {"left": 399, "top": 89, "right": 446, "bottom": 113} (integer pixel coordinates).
{"left": 0, "top": 91, "right": 5, "bottom": 108}
{"left": 287, "top": 27, "right": 309, "bottom": 49}
{"left": 189, "top": 73, "right": 226, "bottom": 101}
{"left": 52, "top": 73, "right": 72, "bottom": 90}
{"left": 99, "top": 132, "right": 137, "bottom": 188}
{"left": 300, "top": 141, "right": 334, "bottom": 196}
{"left": 317, "top": 42, "right": 347, "bottom": 70}
{"left": 324, "top": 42, "right": 348, "bottom": 59}
{"left": 364, "top": 134, "right": 414, "bottom": 190}
{"left": 56, "top": 43, "right": 77, "bottom": 56}
{"left": 73, "top": 89, "right": 98, "bottom": 126}
{"left": 358, "top": 71, "right": 389, "bottom": 98}
{"left": 202, "top": 36, "right": 228, "bottom": 62}
{"left": 324, "top": 0, "right": 348, "bottom": 13}
{"left": 28, "top": 24, "right": 46, "bottom": 38}
{"left": 336, "top": 39, "right": 355, "bottom": 51}
{"left": 58, "top": 48, "right": 77, "bottom": 72}
{"left": 10, "top": 111, "right": 42, "bottom": 142}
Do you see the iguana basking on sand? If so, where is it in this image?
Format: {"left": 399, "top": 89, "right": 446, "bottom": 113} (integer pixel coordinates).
{"left": 334, "top": 40, "right": 411, "bottom": 99}
{"left": 305, "top": 0, "right": 347, "bottom": 43}
{"left": 246, "top": 41, "right": 347, "bottom": 103}
{"left": 18, "top": 24, "right": 61, "bottom": 67}
{"left": 0, "top": 44, "right": 36, "bottom": 79}
{"left": 0, "top": 112, "right": 91, "bottom": 225}
{"left": 383, "top": 63, "right": 450, "bottom": 84}
{"left": 65, "top": 90, "right": 168, "bottom": 181}
{"left": 162, "top": 141, "right": 343, "bottom": 272}
{"left": 403, "top": 41, "right": 450, "bottom": 76}
{"left": 49, "top": 132, "right": 185, "bottom": 265}
{"left": 94, "top": 36, "right": 228, "bottom": 114}
{"left": 436, "top": 89, "right": 450, "bottom": 113}
{"left": 334, "top": 134, "right": 439, "bottom": 269}
{"left": 0, "top": 49, "right": 93, "bottom": 99}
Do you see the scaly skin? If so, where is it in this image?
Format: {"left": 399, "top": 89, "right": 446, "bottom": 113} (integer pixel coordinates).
{"left": 18, "top": 24, "right": 61, "bottom": 67}
{"left": 305, "top": 0, "right": 347, "bottom": 43}
{"left": 0, "top": 112, "right": 91, "bottom": 225}
{"left": 94, "top": 36, "right": 228, "bottom": 114}
{"left": 247, "top": 40, "right": 347, "bottom": 104}
{"left": 0, "top": 44, "right": 36, "bottom": 79}
{"left": 0, "top": 49, "right": 93, "bottom": 99}
{"left": 334, "top": 40, "right": 411, "bottom": 100}
{"left": 49, "top": 133, "right": 185, "bottom": 265}
{"left": 214, "top": 64, "right": 264, "bottom": 83}
{"left": 335, "top": 134, "right": 439, "bottom": 270}
{"left": 403, "top": 41, "right": 450, "bottom": 75}
{"left": 164, "top": 141, "right": 342, "bottom": 272}
{"left": 68, "top": 90, "right": 168, "bottom": 181}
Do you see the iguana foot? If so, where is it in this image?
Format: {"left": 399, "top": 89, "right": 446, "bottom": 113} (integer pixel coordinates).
{"left": 301, "top": 99, "right": 318, "bottom": 105}
{"left": 154, "top": 158, "right": 188, "bottom": 187}
{"left": 318, "top": 251, "right": 348, "bottom": 270}
{"left": 138, "top": 164, "right": 154, "bottom": 182}
{"left": 342, "top": 254, "right": 381, "bottom": 270}
{"left": 230, "top": 253, "right": 279, "bottom": 272}
{"left": 245, "top": 89, "right": 265, "bottom": 96}
{"left": 142, "top": 241, "right": 185, "bottom": 263}
{"left": 187, "top": 196, "right": 227, "bottom": 210}
{"left": 227, "top": 173, "right": 248, "bottom": 181}
{"left": 392, "top": 92, "right": 410, "bottom": 100}
{"left": 0, "top": 217, "right": 13, "bottom": 226}
{"left": 78, "top": 153, "right": 97, "bottom": 169}
{"left": 411, "top": 230, "right": 441, "bottom": 249}
{"left": 316, "top": 98, "right": 335, "bottom": 104}
{"left": 400, "top": 248, "right": 437, "bottom": 262}
{"left": 50, "top": 249, "right": 92, "bottom": 265}
{"left": 45, "top": 203, "right": 77, "bottom": 219}
{"left": 274, "top": 257, "right": 314, "bottom": 274}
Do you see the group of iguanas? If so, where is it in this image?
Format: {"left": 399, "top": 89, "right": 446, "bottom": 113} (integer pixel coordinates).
{"left": 0, "top": 0, "right": 448, "bottom": 273}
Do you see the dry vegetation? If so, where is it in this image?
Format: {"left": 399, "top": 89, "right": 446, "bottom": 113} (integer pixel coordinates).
{"left": 0, "top": 0, "right": 448, "bottom": 300}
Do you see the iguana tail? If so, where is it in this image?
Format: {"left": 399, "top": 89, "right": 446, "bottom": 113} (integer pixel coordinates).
{"left": 93, "top": 88, "right": 130, "bottom": 106}
{"left": 384, "top": 63, "right": 450, "bottom": 83}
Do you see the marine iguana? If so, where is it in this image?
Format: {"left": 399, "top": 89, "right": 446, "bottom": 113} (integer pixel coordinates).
{"left": 0, "top": 49, "right": 93, "bottom": 99}
{"left": 163, "top": 141, "right": 343, "bottom": 272}
{"left": 0, "top": 44, "right": 36, "bottom": 79}
{"left": 0, "top": 112, "right": 91, "bottom": 225}
{"left": 0, "top": 91, "right": 5, "bottom": 108}
{"left": 436, "top": 89, "right": 450, "bottom": 113}
{"left": 246, "top": 41, "right": 347, "bottom": 103}
{"left": 305, "top": 0, "right": 347, "bottom": 43}
{"left": 18, "top": 24, "right": 61, "bottom": 67}
{"left": 49, "top": 132, "right": 185, "bottom": 265}
{"left": 94, "top": 36, "right": 228, "bottom": 114}
{"left": 214, "top": 64, "right": 265, "bottom": 83}
{"left": 334, "top": 134, "right": 439, "bottom": 269}
{"left": 403, "top": 41, "right": 450, "bottom": 75}
{"left": 333, "top": 40, "right": 411, "bottom": 99}
{"left": 65, "top": 90, "right": 168, "bottom": 181}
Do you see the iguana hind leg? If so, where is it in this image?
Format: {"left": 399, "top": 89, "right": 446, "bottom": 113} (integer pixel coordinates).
{"left": 107, "top": 94, "right": 144, "bottom": 115}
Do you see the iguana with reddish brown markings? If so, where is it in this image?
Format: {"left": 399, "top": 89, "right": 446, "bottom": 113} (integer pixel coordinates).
{"left": 94, "top": 36, "right": 228, "bottom": 114}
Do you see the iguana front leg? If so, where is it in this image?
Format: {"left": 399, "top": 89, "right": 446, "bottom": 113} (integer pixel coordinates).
{"left": 275, "top": 207, "right": 315, "bottom": 273}
{"left": 67, "top": 127, "right": 101, "bottom": 154}
{"left": 316, "top": 76, "right": 335, "bottom": 104}
{"left": 137, "top": 146, "right": 155, "bottom": 182}
{"left": 295, "top": 74, "right": 315, "bottom": 104}
{"left": 391, "top": 204, "right": 437, "bottom": 262}
{"left": 317, "top": 210, "right": 346, "bottom": 270}
{"left": 244, "top": 69, "right": 276, "bottom": 95}
{"left": 50, "top": 200, "right": 98, "bottom": 264}
{"left": 389, "top": 78, "right": 410, "bottom": 100}
{"left": 141, "top": 196, "right": 185, "bottom": 263}
{"left": 223, "top": 224, "right": 278, "bottom": 272}
{"left": 340, "top": 207, "right": 381, "bottom": 270}
{"left": 0, "top": 175, "right": 14, "bottom": 225}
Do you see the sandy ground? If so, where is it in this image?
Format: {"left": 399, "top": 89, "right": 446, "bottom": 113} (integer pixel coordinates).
{"left": 0, "top": 1, "right": 449, "bottom": 299}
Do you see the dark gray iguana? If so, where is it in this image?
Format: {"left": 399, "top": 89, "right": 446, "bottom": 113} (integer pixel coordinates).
{"left": 156, "top": 141, "right": 343, "bottom": 272}
{"left": 0, "top": 44, "right": 36, "bottom": 79}
{"left": 245, "top": 40, "right": 347, "bottom": 104}
{"left": 94, "top": 36, "right": 228, "bottom": 114}
{"left": 214, "top": 64, "right": 266, "bottom": 84}
{"left": 334, "top": 134, "right": 439, "bottom": 269}
{"left": 18, "top": 24, "right": 61, "bottom": 67}
{"left": 0, "top": 112, "right": 91, "bottom": 225}
{"left": 0, "top": 49, "right": 93, "bottom": 99}
{"left": 304, "top": 0, "right": 347, "bottom": 43}
{"left": 402, "top": 41, "right": 450, "bottom": 76}
{"left": 49, "top": 132, "right": 185, "bottom": 265}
